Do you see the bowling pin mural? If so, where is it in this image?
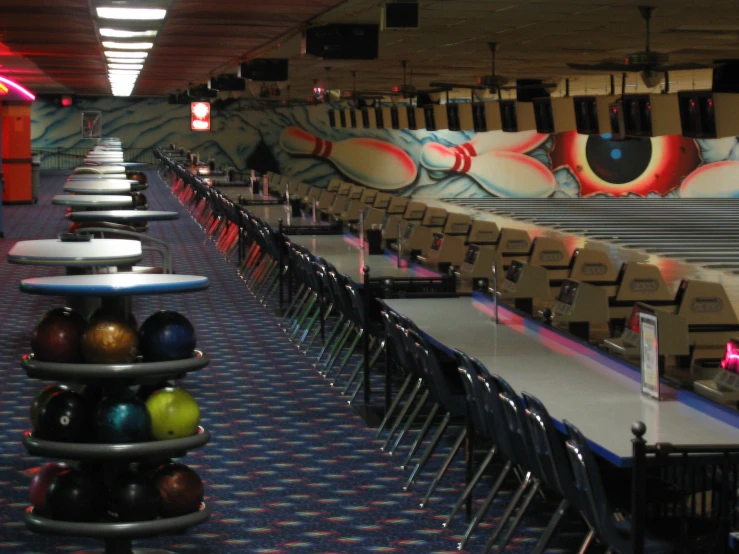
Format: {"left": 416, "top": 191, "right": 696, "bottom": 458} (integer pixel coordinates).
{"left": 421, "top": 142, "right": 556, "bottom": 198}
{"left": 679, "top": 161, "right": 739, "bottom": 198}
{"left": 279, "top": 126, "right": 417, "bottom": 190}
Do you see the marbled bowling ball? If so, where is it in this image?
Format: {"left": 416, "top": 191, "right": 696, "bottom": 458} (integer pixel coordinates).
{"left": 46, "top": 469, "right": 101, "bottom": 522}
{"left": 96, "top": 391, "right": 151, "bottom": 443}
{"left": 153, "top": 463, "right": 204, "bottom": 518}
{"left": 31, "top": 307, "right": 87, "bottom": 363}
{"left": 37, "top": 390, "right": 93, "bottom": 442}
{"left": 138, "top": 311, "right": 196, "bottom": 362}
{"left": 29, "top": 462, "right": 69, "bottom": 511}
{"left": 80, "top": 315, "right": 139, "bottom": 364}
{"left": 30, "top": 384, "right": 69, "bottom": 430}
{"left": 145, "top": 388, "right": 200, "bottom": 440}
{"left": 107, "top": 470, "right": 161, "bottom": 522}
{"left": 89, "top": 306, "right": 138, "bottom": 332}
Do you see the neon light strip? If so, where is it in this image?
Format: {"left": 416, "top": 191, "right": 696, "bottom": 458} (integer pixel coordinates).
{"left": 0, "top": 76, "right": 35, "bottom": 100}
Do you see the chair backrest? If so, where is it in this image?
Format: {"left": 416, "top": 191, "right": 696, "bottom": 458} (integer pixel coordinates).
{"left": 522, "top": 392, "right": 580, "bottom": 505}
{"left": 564, "top": 420, "right": 627, "bottom": 552}
{"left": 489, "top": 374, "right": 541, "bottom": 475}
{"left": 410, "top": 330, "right": 465, "bottom": 416}
{"left": 454, "top": 350, "right": 492, "bottom": 438}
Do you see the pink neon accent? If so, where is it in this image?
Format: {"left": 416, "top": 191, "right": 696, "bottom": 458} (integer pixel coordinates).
{"left": 722, "top": 340, "right": 739, "bottom": 373}
{"left": 0, "top": 76, "right": 35, "bottom": 100}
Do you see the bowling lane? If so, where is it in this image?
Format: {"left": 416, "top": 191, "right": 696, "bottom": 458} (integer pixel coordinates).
{"left": 287, "top": 234, "right": 440, "bottom": 282}
{"left": 424, "top": 197, "right": 739, "bottom": 313}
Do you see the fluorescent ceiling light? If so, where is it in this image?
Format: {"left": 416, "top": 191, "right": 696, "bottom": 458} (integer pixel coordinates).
{"left": 103, "top": 57, "right": 146, "bottom": 64}
{"left": 109, "top": 70, "right": 140, "bottom": 75}
{"left": 96, "top": 7, "right": 166, "bottom": 20}
{"left": 102, "top": 41, "right": 154, "bottom": 50}
{"left": 100, "top": 28, "right": 158, "bottom": 38}
{"left": 105, "top": 51, "right": 148, "bottom": 59}
{"left": 108, "top": 63, "right": 143, "bottom": 70}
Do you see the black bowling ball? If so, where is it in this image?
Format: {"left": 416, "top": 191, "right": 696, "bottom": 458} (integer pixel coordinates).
{"left": 107, "top": 471, "right": 161, "bottom": 522}
{"left": 46, "top": 469, "right": 101, "bottom": 522}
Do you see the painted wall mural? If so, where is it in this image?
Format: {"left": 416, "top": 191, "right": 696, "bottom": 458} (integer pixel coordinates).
{"left": 31, "top": 96, "right": 739, "bottom": 198}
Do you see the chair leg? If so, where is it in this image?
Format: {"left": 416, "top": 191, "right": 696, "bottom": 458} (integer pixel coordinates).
{"left": 578, "top": 528, "right": 595, "bottom": 554}
{"left": 341, "top": 336, "right": 380, "bottom": 394}
{"left": 420, "top": 426, "right": 466, "bottom": 508}
{"left": 280, "top": 284, "right": 307, "bottom": 323}
{"left": 389, "top": 390, "right": 430, "bottom": 455}
{"left": 457, "top": 460, "right": 513, "bottom": 551}
{"left": 481, "top": 471, "right": 534, "bottom": 553}
{"left": 322, "top": 325, "right": 356, "bottom": 376}
{"left": 315, "top": 317, "right": 345, "bottom": 363}
{"left": 493, "top": 478, "right": 540, "bottom": 553}
{"left": 328, "top": 329, "right": 363, "bottom": 384}
{"left": 302, "top": 303, "right": 333, "bottom": 351}
{"left": 400, "top": 402, "right": 439, "bottom": 470}
{"left": 376, "top": 373, "right": 412, "bottom": 438}
{"left": 318, "top": 322, "right": 352, "bottom": 373}
{"left": 403, "top": 411, "right": 451, "bottom": 491}
{"left": 531, "top": 499, "right": 569, "bottom": 554}
{"left": 443, "top": 445, "right": 497, "bottom": 527}
{"left": 381, "top": 379, "right": 424, "bottom": 451}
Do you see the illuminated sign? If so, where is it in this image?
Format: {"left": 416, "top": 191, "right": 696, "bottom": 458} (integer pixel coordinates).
{"left": 191, "top": 101, "right": 210, "bottom": 131}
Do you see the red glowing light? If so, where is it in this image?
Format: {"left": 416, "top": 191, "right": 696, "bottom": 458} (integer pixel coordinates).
{"left": 690, "top": 100, "right": 696, "bottom": 108}
{"left": 721, "top": 339, "right": 739, "bottom": 373}
{"left": 191, "top": 101, "right": 210, "bottom": 131}
{"left": 708, "top": 99, "right": 714, "bottom": 108}
{"left": 61, "top": 96, "right": 72, "bottom": 107}
{"left": 392, "top": 85, "right": 400, "bottom": 93}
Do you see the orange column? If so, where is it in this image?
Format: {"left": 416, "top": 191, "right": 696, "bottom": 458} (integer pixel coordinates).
{"left": 1, "top": 102, "right": 32, "bottom": 204}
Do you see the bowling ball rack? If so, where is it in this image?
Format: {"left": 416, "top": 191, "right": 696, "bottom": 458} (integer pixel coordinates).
{"left": 18, "top": 285, "right": 212, "bottom": 553}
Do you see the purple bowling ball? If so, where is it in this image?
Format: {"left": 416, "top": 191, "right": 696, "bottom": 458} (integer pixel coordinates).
{"left": 29, "top": 462, "right": 69, "bottom": 511}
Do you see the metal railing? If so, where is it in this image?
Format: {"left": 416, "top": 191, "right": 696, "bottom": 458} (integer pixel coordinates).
{"left": 33, "top": 147, "right": 158, "bottom": 169}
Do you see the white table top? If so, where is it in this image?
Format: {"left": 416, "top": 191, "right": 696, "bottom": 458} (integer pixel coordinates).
{"left": 67, "top": 175, "right": 133, "bottom": 182}
{"left": 288, "top": 234, "right": 440, "bottom": 282}
{"left": 73, "top": 165, "right": 126, "bottom": 174}
{"left": 20, "top": 274, "right": 209, "bottom": 296}
{"left": 67, "top": 210, "right": 179, "bottom": 223}
{"left": 63, "top": 182, "right": 133, "bottom": 194}
{"left": 247, "top": 204, "right": 320, "bottom": 228}
{"left": 52, "top": 195, "right": 134, "bottom": 208}
{"left": 383, "top": 296, "right": 739, "bottom": 466}
{"left": 8, "top": 238, "right": 142, "bottom": 267}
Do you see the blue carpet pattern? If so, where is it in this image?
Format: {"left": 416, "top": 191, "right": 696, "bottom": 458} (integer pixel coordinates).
{"left": 0, "top": 170, "right": 585, "bottom": 553}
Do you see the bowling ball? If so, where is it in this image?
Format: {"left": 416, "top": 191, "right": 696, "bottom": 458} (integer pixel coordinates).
{"left": 29, "top": 462, "right": 69, "bottom": 511}
{"left": 145, "top": 388, "right": 200, "bottom": 440}
{"left": 37, "top": 390, "right": 92, "bottom": 442}
{"left": 136, "top": 380, "right": 174, "bottom": 402}
{"left": 31, "top": 307, "right": 87, "bottom": 363}
{"left": 96, "top": 391, "right": 151, "bottom": 443}
{"left": 153, "top": 463, "right": 204, "bottom": 517}
{"left": 89, "top": 306, "right": 138, "bottom": 331}
{"left": 46, "top": 469, "right": 101, "bottom": 522}
{"left": 132, "top": 192, "right": 148, "bottom": 209}
{"left": 107, "top": 471, "right": 161, "bottom": 522}
{"left": 30, "top": 384, "right": 69, "bottom": 430}
{"left": 139, "top": 311, "right": 196, "bottom": 362}
{"left": 80, "top": 315, "right": 139, "bottom": 364}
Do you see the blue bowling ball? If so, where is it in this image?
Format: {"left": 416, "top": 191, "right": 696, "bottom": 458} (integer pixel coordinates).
{"left": 96, "top": 392, "right": 151, "bottom": 443}
{"left": 138, "top": 311, "right": 196, "bottom": 362}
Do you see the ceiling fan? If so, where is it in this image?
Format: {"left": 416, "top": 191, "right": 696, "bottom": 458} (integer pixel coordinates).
{"left": 357, "top": 60, "right": 449, "bottom": 103}
{"left": 566, "top": 6, "right": 712, "bottom": 88}
{"left": 429, "top": 42, "right": 556, "bottom": 98}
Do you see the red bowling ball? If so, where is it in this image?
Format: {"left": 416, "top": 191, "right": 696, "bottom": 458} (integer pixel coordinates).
{"left": 29, "top": 462, "right": 69, "bottom": 511}
{"left": 31, "top": 307, "right": 87, "bottom": 363}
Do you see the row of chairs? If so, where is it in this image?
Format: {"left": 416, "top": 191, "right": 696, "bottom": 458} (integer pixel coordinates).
{"left": 377, "top": 303, "right": 722, "bottom": 553}
{"left": 158, "top": 152, "right": 733, "bottom": 554}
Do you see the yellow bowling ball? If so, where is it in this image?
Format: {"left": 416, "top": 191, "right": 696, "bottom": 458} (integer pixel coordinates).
{"left": 145, "top": 388, "right": 200, "bottom": 440}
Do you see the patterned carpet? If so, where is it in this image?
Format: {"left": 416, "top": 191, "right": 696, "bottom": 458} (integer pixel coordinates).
{"left": 0, "top": 169, "right": 586, "bottom": 553}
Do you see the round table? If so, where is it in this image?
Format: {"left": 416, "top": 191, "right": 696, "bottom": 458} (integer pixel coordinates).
{"left": 52, "top": 194, "right": 134, "bottom": 209}
{"left": 66, "top": 210, "right": 179, "bottom": 223}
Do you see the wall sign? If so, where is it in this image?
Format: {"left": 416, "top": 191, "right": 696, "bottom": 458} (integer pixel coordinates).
{"left": 639, "top": 312, "right": 660, "bottom": 400}
{"left": 191, "top": 102, "right": 210, "bottom": 131}
{"left": 81, "top": 111, "right": 102, "bottom": 139}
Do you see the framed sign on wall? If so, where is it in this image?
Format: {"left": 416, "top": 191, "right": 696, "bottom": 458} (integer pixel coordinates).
{"left": 81, "top": 111, "right": 102, "bottom": 139}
